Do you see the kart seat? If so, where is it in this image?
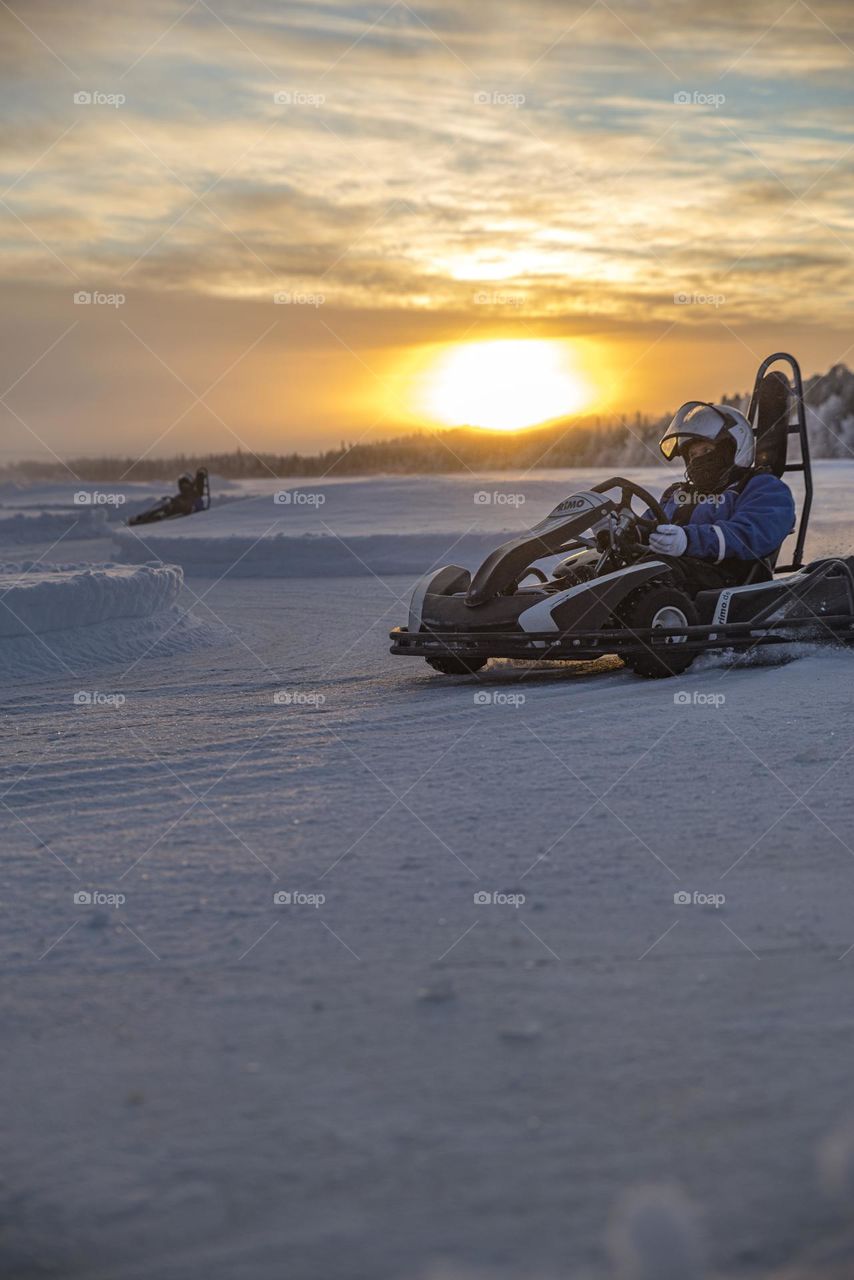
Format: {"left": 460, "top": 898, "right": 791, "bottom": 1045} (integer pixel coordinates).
{"left": 753, "top": 369, "right": 790, "bottom": 478}
{"left": 738, "top": 369, "right": 792, "bottom": 579}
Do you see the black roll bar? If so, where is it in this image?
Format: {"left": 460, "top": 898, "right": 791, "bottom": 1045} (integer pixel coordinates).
{"left": 747, "top": 352, "right": 812, "bottom": 572}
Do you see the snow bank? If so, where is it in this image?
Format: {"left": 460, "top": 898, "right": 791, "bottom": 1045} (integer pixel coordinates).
{"left": 0, "top": 562, "right": 206, "bottom": 679}
{"left": 0, "top": 506, "right": 115, "bottom": 543}
{"left": 0, "top": 562, "right": 182, "bottom": 638}
{"left": 118, "top": 524, "right": 507, "bottom": 577}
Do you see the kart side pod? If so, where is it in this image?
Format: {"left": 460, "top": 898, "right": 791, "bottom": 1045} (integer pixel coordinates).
{"left": 515, "top": 560, "right": 669, "bottom": 633}
{"left": 408, "top": 564, "right": 471, "bottom": 633}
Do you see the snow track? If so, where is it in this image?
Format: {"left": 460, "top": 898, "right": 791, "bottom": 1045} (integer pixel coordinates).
{"left": 3, "top": 570, "right": 854, "bottom": 1280}
{"left": 4, "top": 470, "right": 854, "bottom": 1279}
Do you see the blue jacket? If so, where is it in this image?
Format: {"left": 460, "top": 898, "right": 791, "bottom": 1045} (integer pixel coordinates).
{"left": 657, "top": 472, "right": 795, "bottom": 563}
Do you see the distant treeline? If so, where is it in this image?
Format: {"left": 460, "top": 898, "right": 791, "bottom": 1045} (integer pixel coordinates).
{"left": 3, "top": 414, "right": 670, "bottom": 483}
{"left": 4, "top": 364, "right": 853, "bottom": 483}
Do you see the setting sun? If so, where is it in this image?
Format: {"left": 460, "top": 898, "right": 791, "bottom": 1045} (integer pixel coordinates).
{"left": 420, "top": 340, "right": 594, "bottom": 431}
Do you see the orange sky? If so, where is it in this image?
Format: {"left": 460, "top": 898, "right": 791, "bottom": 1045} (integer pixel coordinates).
{"left": 1, "top": 0, "right": 853, "bottom": 458}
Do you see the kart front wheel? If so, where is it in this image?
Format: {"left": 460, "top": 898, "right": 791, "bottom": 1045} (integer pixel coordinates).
{"left": 622, "top": 584, "right": 698, "bottom": 679}
{"left": 426, "top": 655, "right": 488, "bottom": 675}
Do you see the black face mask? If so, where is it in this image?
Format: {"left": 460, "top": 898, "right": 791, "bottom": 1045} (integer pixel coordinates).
{"left": 685, "top": 438, "right": 736, "bottom": 494}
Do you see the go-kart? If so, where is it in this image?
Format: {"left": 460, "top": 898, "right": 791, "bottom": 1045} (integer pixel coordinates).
{"left": 390, "top": 354, "right": 854, "bottom": 678}
{"left": 128, "top": 468, "right": 211, "bottom": 527}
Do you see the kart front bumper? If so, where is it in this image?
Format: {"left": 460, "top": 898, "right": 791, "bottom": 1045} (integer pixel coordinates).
{"left": 390, "top": 615, "right": 854, "bottom": 663}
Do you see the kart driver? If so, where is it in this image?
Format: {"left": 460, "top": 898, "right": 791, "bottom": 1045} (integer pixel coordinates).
{"left": 645, "top": 402, "right": 795, "bottom": 588}
{"left": 165, "top": 470, "right": 207, "bottom": 518}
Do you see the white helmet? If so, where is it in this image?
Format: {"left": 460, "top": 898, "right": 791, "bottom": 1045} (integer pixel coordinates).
{"left": 660, "top": 402, "right": 755, "bottom": 468}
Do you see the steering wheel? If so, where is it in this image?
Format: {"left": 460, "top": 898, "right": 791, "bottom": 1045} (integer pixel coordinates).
{"left": 498, "top": 477, "right": 670, "bottom": 594}
{"left": 589, "top": 477, "right": 670, "bottom": 567}
{"left": 591, "top": 477, "right": 668, "bottom": 525}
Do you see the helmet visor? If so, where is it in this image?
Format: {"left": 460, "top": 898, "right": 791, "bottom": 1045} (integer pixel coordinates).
{"left": 660, "top": 402, "right": 729, "bottom": 460}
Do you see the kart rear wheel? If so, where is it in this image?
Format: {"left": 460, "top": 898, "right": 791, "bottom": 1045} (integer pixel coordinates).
{"left": 622, "top": 584, "right": 698, "bottom": 679}
{"left": 426, "top": 655, "right": 488, "bottom": 675}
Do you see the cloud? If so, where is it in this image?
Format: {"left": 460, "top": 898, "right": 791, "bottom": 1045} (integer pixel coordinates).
{"left": 1, "top": 0, "right": 852, "bottom": 450}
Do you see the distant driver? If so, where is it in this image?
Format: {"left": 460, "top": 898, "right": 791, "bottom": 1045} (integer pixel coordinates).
{"left": 166, "top": 470, "right": 207, "bottom": 518}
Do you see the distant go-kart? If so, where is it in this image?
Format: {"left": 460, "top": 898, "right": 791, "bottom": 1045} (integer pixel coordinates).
{"left": 128, "top": 468, "right": 211, "bottom": 527}
{"left": 390, "top": 353, "right": 854, "bottom": 679}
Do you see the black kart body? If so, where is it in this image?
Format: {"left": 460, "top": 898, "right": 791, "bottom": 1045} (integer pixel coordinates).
{"left": 390, "top": 354, "right": 854, "bottom": 678}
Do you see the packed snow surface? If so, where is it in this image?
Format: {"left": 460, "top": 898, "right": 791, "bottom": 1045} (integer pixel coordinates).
{"left": 3, "top": 466, "right": 854, "bottom": 1280}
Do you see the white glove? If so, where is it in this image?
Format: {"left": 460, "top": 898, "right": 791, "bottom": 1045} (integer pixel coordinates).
{"left": 648, "top": 524, "right": 687, "bottom": 557}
